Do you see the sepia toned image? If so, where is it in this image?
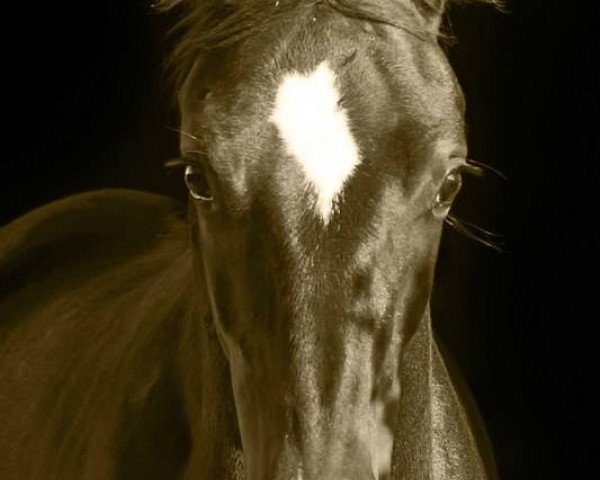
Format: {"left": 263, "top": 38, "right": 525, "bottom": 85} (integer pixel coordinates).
{"left": 0, "top": 1, "right": 595, "bottom": 479}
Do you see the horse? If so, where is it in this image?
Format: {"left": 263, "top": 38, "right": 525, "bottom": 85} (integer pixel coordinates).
{"left": 0, "top": 1, "right": 500, "bottom": 479}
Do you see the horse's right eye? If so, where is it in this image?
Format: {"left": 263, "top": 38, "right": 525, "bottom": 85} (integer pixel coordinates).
{"left": 184, "top": 164, "right": 213, "bottom": 202}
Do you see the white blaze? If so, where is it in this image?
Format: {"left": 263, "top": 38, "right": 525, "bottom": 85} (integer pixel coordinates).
{"left": 271, "top": 61, "right": 361, "bottom": 223}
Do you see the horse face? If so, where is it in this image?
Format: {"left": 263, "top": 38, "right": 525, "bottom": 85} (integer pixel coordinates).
{"left": 179, "top": 7, "right": 466, "bottom": 480}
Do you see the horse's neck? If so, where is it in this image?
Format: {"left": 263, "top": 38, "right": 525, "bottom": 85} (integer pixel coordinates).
{"left": 177, "top": 293, "right": 245, "bottom": 480}
{"left": 392, "top": 309, "right": 494, "bottom": 479}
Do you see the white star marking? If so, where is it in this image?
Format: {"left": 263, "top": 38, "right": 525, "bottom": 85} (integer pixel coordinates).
{"left": 271, "top": 61, "right": 361, "bottom": 223}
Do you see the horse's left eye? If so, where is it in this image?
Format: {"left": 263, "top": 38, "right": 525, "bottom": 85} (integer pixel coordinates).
{"left": 184, "top": 164, "right": 213, "bottom": 201}
{"left": 432, "top": 168, "right": 463, "bottom": 217}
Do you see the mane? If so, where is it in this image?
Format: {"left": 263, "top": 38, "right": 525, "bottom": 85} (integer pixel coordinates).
{"left": 153, "top": 0, "right": 503, "bottom": 89}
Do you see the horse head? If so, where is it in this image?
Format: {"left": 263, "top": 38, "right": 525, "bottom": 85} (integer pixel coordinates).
{"left": 162, "top": 1, "right": 490, "bottom": 479}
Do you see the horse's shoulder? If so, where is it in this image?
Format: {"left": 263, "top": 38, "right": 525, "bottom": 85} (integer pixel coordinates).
{"left": 0, "top": 189, "right": 186, "bottom": 295}
{"left": 0, "top": 191, "right": 192, "bottom": 479}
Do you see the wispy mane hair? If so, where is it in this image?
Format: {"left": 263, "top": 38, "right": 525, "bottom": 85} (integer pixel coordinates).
{"left": 153, "top": 0, "right": 504, "bottom": 89}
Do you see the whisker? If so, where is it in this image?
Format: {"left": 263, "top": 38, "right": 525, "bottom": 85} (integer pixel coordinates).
{"left": 163, "top": 125, "right": 201, "bottom": 143}
{"left": 182, "top": 149, "right": 207, "bottom": 157}
{"left": 163, "top": 149, "right": 207, "bottom": 170}
{"left": 461, "top": 163, "right": 485, "bottom": 177}
{"left": 163, "top": 158, "right": 186, "bottom": 169}
{"left": 466, "top": 159, "right": 507, "bottom": 180}
{"left": 445, "top": 214, "right": 505, "bottom": 253}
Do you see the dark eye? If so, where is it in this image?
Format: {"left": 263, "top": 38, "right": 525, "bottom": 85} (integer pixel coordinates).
{"left": 432, "top": 168, "right": 463, "bottom": 217}
{"left": 184, "top": 164, "right": 213, "bottom": 201}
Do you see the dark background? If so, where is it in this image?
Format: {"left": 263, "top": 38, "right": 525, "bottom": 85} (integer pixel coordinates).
{"left": 2, "top": 1, "right": 596, "bottom": 479}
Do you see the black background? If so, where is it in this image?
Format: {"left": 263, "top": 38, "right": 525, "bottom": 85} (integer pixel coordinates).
{"left": 2, "top": 1, "right": 596, "bottom": 479}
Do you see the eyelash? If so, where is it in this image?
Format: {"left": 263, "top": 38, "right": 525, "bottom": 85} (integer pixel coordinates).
{"left": 443, "top": 159, "right": 506, "bottom": 252}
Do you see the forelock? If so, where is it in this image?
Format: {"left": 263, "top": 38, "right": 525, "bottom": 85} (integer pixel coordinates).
{"left": 153, "top": 0, "right": 503, "bottom": 90}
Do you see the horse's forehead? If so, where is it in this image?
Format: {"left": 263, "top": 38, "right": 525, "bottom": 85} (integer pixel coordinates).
{"left": 180, "top": 26, "right": 464, "bottom": 218}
